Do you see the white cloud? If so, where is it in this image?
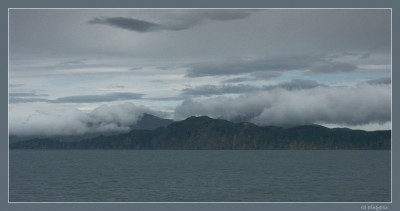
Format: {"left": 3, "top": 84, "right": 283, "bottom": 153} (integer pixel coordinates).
{"left": 175, "top": 84, "right": 391, "bottom": 126}
{"left": 9, "top": 102, "right": 164, "bottom": 136}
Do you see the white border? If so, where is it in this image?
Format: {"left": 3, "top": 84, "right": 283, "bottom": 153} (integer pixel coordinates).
{"left": 390, "top": 7, "right": 393, "bottom": 204}
{"left": 7, "top": 7, "right": 10, "bottom": 205}
{"left": 7, "top": 8, "right": 393, "bottom": 204}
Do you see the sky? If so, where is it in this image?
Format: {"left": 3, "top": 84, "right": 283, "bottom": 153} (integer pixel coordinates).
{"left": 8, "top": 9, "right": 391, "bottom": 136}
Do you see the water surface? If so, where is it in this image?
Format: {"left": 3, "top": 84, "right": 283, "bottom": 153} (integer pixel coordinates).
{"left": 9, "top": 150, "right": 391, "bottom": 202}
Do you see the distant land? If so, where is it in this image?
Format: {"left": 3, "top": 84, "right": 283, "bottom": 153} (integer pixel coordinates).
{"left": 9, "top": 113, "right": 174, "bottom": 143}
{"left": 9, "top": 114, "right": 390, "bottom": 150}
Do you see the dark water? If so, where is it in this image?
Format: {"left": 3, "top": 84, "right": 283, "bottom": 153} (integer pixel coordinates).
{"left": 9, "top": 150, "right": 390, "bottom": 202}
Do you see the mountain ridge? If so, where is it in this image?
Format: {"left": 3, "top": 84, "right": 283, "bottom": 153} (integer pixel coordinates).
{"left": 9, "top": 115, "right": 391, "bottom": 150}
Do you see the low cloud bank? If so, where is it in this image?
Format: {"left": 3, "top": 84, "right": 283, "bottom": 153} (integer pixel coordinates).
{"left": 175, "top": 84, "right": 391, "bottom": 126}
{"left": 9, "top": 84, "right": 391, "bottom": 136}
{"left": 9, "top": 103, "right": 164, "bottom": 136}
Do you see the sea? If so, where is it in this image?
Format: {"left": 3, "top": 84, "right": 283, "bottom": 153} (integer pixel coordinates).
{"left": 9, "top": 150, "right": 391, "bottom": 202}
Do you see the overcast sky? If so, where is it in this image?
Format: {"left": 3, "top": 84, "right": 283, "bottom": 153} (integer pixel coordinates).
{"left": 9, "top": 9, "right": 391, "bottom": 136}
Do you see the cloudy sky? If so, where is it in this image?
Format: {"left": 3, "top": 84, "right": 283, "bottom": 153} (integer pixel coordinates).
{"left": 9, "top": 9, "right": 391, "bottom": 136}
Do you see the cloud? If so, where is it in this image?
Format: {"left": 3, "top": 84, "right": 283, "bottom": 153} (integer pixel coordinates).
{"left": 222, "top": 72, "right": 281, "bottom": 83}
{"left": 108, "top": 85, "right": 126, "bottom": 89}
{"left": 250, "top": 71, "right": 282, "bottom": 79}
{"left": 182, "top": 84, "right": 259, "bottom": 96}
{"left": 222, "top": 77, "right": 252, "bottom": 83}
{"left": 9, "top": 92, "right": 51, "bottom": 103}
{"left": 182, "top": 79, "right": 326, "bottom": 96}
{"left": 9, "top": 83, "right": 391, "bottom": 136}
{"left": 185, "top": 57, "right": 311, "bottom": 77}
{"left": 201, "top": 10, "right": 255, "bottom": 20}
{"left": 58, "top": 59, "right": 86, "bottom": 67}
{"left": 163, "top": 9, "right": 256, "bottom": 30}
{"left": 9, "top": 83, "right": 24, "bottom": 87}
{"left": 156, "top": 66, "right": 173, "bottom": 70}
{"left": 55, "top": 92, "right": 143, "bottom": 103}
{"left": 129, "top": 67, "right": 142, "bottom": 71}
{"left": 275, "top": 79, "right": 326, "bottom": 90}
{"left": 9, "top": 92, "right": 144, "bottom": 104}
{"left": 9, "top": 102, "right": 166, "bottom": 136}
{"left": 89, "top": 17, "right": 163, "bottom": 32}
{"left": 9, "top": 92, "right": 48, "bottom": 97}
{"left": 365, "top": 77, "right": 391, "bottom": 85}
{"left": 328, "top": 52, "right": 370, "bottom": 59}
{"left": 185, "top": 56, "right": 358, "bottom": 77}
{"left": 175, "top": 83, "right": 391, "bottom": 126}
{"left": 308, "top": 61, "right": 358, "bottom": 74}
{"left": 144, "top": 96, "right": 184, "bottom": 101}
{"left": 88, "top": 10, "right": 257, "bottom": 32}
{"left": 9, "top": 97, "right": 52, "bottom": 104}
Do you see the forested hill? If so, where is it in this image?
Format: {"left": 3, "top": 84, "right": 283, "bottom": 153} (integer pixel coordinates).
{"left": 10, "top": 116, "right": 391, "bottom": 150}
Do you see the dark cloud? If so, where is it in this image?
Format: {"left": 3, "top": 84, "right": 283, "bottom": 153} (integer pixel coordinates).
{"left": 185, "top": 56, "right": 358, "bottom": 77}
{"left": 274, "top": 79, "right": 326, "bottom": 90}
{"left": 201, "top": 10, "right": 255, "bottom": 20}
{"left": 186, "top": 57, "right": 312, "bottom": 77}
{"left": 9, "top": 92, "right": 48, "bottom": 97}
{"left": 11, "top": 60, "right": 129, "bottom": 73}
{"left": 129, "top": 67, "right": 142, "bottom": 71}
{"left": 222, "top": 77, "right": 252, "bottom": 83}
{"left": 156, "top": 66, "right": 172, "bottom": 70}
{"left": 308, "top": 61, "right": 358, "bottom": 74}
{"left": 182, "top": 79, "right": 326, "bottom": 96}
{"left": 182, "top": 84, "right": 259, "bottom": 96}
{"left": 9, "top": 83, "right": 24, "bottom": 87}
{"left": 175, "top": 84, "right": 391, "bottom": 126}
{"left": 328, "top": 52, "right": 370, "bottom": 59}
{"left": 145, "top": 96, "right": 184, "bottom": 101}
{"left": 164, "top": 10, "right": 258, "bottom": 31}
{"left": 359, "top": 53, "right": 371, "bottom": 59}
{"left": 88, "top": 10, "right": 257, "bottom": 33}
{"left": 9, "top": 97, "right": 52, "bottom": 104}
{"left": 49, "top": 60, "right": 92, "bottom": 70}
{"left": 58, "top": 60, "right": 86, "bottom": 66}
{"left": 9, "top": 92, "right": 50, "bottom": 103}
{"left": 55, "top": 92, "right": 143, "bottom": 103}
{"left": 89, "top": 17, "right": 162, "bottom": 32}
{"left": 10, "top": 92, "right": 143, "bottom": 104}
{"left": 365, "top": 77, "right": 391, "bottom": 85}
{"left": 11, "top": 9, "right": 390, "bottom": 65}
{"left": 108, "top": 85, "right": 126, "bottom": 89}
{"left": 149, "top": 80, "right": 165, "bottom": 83}
{"left": 250, "top": 71, "right": 282, "bottom": 79}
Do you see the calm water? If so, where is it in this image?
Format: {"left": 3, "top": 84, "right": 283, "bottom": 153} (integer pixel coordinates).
{"left": 9, "top": 150, "right": 391, "bottom": 202}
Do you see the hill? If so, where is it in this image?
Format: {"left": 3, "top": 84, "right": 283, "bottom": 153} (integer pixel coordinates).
{"left": 10, "top": 116, "right": 391, "bottom": 150}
